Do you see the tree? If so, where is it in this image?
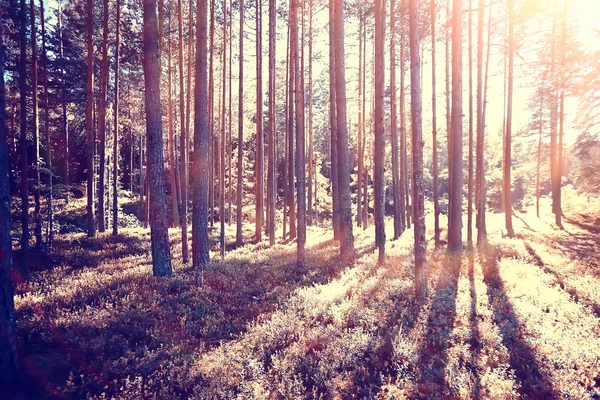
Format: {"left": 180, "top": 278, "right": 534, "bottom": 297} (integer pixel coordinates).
{"left": 390, "top": 0, "right": 403, "bottom": 240}
{"left": 192, "top": 0, "right": 210, "bottom": 283}
{"left": 467, "top": 0, "right": 474, "bottom": 245}
{"left": 374, "top": 0, "right": 386, "bottom": 265}
{"left": 98, "top": 0, "right": 109, "bottom": 232}
{"left": 267, "top": 0, "right": 276, "bottom": 245}
{"left": 142, "top": 0, "right": 173, "bottom": 277}
{"left": 555, "top": 0, "right": 567, "bottom": 228}
{"left": 328, "top": 0, "right": 338, "bottom": 241}
{"left": 86, "top": 0, "right": 95, "bottom": 238}
{"left": 0, "top": 17, "right": 20, "bottom": 383}
{"left": 113, "top": 0, "right": 121, "bottom": 236}
{"left": 357, "top": 13, "right": 363, "bottom": 228}
{"left": 291, "top": 0, "right": 306, "bottom": 269}
{"left": 475, "top": 0, "right": 487, "bottom": 244}
{"left": 30, "top": 0, "right": 42, "bottom": 249}
{"left": 333, "top": 0, "right": 354, "bottom": 260}
{"left": 167, "top": 10, "right": 180, "bottom": 228}
{"left": 448, "top": 0, "right": 463, "bottom": 251}
{"left": 409, "top": 0, "right": 427, "bottom": 299}
{"left": 431, "top": 0, "right": 440, "bottom": 247}
{"left": 40, "top": 0, "right": 52, "bottom": 249}
{"left": 306, "top": 0, "right": 314, "bottom": 226}
{"left": 236, "top": 0, "right": 244, "bottom": 246}
{"left": 255, "top": 0, "right": 264, "bottom": 242}
{"left": 504, "top": 0, "right": 515, "bottom": 237}
{"left": 58, "top": 0, "right": 69, "bottom": 204}
{"left": 399, "top": 17, "right": 407, "bottom": 232}
{"left": 220, "top": 0, "right": 227, "bottom": 256}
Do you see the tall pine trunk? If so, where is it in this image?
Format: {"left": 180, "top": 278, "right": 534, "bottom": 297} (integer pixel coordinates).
{"left": 31, "top": 0, "right": 42, "bottom": 249}
{"left": 267, "top": 0, "right": 276, "bottom": 244}
{"left": 467, "top": 0, "right": 474, "bottom": 245}
{"left": 255, "top": 0, "right": 264, "bottom": 241}
{"left": 431, "top": 0, "right": 440, "bottom": 247}
{"left": 236, "top": 0, "right": 245, "bottom": 246}
{"left": 220, "top": 0, "right": 227, "bottom": 255}
{"left": 142, "top": 0, "right": 173, "bottom": 276}
{"left": 390, "top": 0, "right": 402, "bottom": 240}
{"left": 373, "top": 0, "right": 386, "bottom": 265}
{"left": 86, "top": 0, "right": 96, "bottom": 238}
{"left": 307, "top": 1, "right": 314, "bottom": 226}
{"left": 328, "top": 0, "right": 339, "bottom": 241}
{"left": 409, "top": 0, "right": 427, "bottom": 299}
{"left": 399, "top": 23, "right": 408, "bottom": 230}
{"left": 98, "top": 0, "right": 109, "bottom": 232}
{"left": 357, "top": 14, "right": 363, "bottom": 228}
{"left": 178, "top": 0, "right": 188, "bottom": 259}
{"left": 504, "top": 0, "right": 514, "bottom": 237}
{"left": 40, "top": 0, "right": 52, "bottom": 250}
{"left": 58, "top": 0, "right": 69, "bottom": 204}
{"left": 167, "top": 14, "right": 181, "bottom": 228}
{"left": 113, "top": 0, "right": 121, "bottom": 236}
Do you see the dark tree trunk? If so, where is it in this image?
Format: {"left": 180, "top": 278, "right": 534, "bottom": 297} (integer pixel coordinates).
{"left": 409, "top": 0, "right": 427, "bottom": 299}
{"left": 86, "top": 0, "right": 96, "bottom": 238}
{"left": 113, "top": 0, "right": 121, "bottom": 236}
{"left": 431, "top": 0, "right": 440, "bottom": 248}
{"left": 0, "top": 18, "right": 20, "bottom": 384}
{"left": 334, "top": 0, "right": 355, "bottom": 260}
{"left": 267, "top": 0, "right": 276, "bottom": 245}
{"left": 142, "top": 0, "right": 173, "bottom": 277}
{"left": 178, "top": 0, "right": 188, "bottom": 259}
{"left": 58, "top": 0, "right": 69, "bottom": 203}
{"left": 373, "top": 0, "right": 386, "bottom": 265}
{"left": 328, "top": 0, "right": 339, "bottom": 241}
{"left": 255, "top": 0, "right": 264, "bottom": 241}
{"left": 390, "top": 0, "right": 402, "bottom": 240}
{"left": 236, "top": 0, "right": 244, "bottom": 246}
{"left": 40, "top": 0, "right": 52, "bottom": 250}
{"left": 448, "top": 0, "right": 463, "bottom": 252}
{"left": 98, "top": 0, "right": 109, "bottom": 232}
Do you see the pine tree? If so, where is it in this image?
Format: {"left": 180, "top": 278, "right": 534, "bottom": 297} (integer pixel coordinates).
{"left": 86, "top": 0, "right": 96, "bottom": 238}
{"left": 374, "top": 0, "right": 386, "bottom": 265}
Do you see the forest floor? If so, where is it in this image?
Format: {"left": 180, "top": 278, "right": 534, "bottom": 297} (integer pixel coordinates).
{"left": 8, "top": 195, "right": 600, "bottom": 399}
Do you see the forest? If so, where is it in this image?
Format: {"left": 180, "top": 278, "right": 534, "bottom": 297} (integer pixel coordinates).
{"left": 0, "top": 0, "right": 599, "bottom": 397}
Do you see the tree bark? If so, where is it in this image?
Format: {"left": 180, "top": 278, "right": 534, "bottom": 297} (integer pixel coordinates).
{"left": 409, "top": 0, "right": 427, "bottom": 299}
{"left": 40, "top": 0, "right": 52, "bottom": 250}
{"left": 448, "top": 0, "right": 463, "bottom": 251}
{"left": 287, "top": 27, "right": 296, "bottom": 240}
{"left": 374, "top": 0, "right": 386, "bottom": 265}
{"left": 400, "top": 24, "right": 409, "bottom": 230}
{"left": 267, "top": 0, "right": 276, "bottom": 245}
{"left": 467, "top": 0, "right": 474, "bottom": 245}
{"left": 142, "top": 0, "right": 173, "bottom": 277}
{"left": 255, "top": 0, "right": 264, "bottom": 241}
{"left": 220, "top": 0, "right": 227, "bottom": 255}
{"left": 178, "top": 0, "right": 188, "bottom": 259}
{"left": 475, "top": 0, "right": 487, "bottom": 244}
{"left": 98, "top": 0, "right": 109, "bottom": 232}
{"left": 58, "top": 0, "right": 69, "bottom": 204}
{"left": 431, "top": 0, "right": 440, "bottom": 248}
{"left": 113, "top": 0, "right": 121, "bottom": 236}
{"left": 307, "top": 0, "right": 314, "bottom": 226}
{"left": 86, "top": 0, "right": 96, "bottom": 238}
{"left": 390, "top": 0, "right": 402, "bottom": 240}
{"left": 357, "top": 14, "right": 363, "bottom": 228}
{"left": 0, "top": 17, "right": 20, "bottom": 383}
{"left": 328, "top": 0, "right": 339, "bottom": 241}
{"left": 236, "top": 0, "right": 245, "bottom": 246}
{"left": 504, "top": 0, "right": 515, "bottom": 237}
{"left": 334, "top": 0, "right": 355, "bottom": 260}
{"left": 30, "top": 0, "right": 42, "bottom": 249}
{"left": 167, "top": 13, "right": 181, "bottom": 228}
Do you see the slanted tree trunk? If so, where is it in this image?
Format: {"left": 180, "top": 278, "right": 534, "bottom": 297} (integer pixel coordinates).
{"left": 86, "top": 0, "right": 96, "bottom": 238}
{"left": 409, "top": 0, "right": 427, "bottom": 299}
{"left": 40, "top": 0, "right": 52, "bottom": 250}
{"left": 98, "top": 0, "right": 109, "bottom": 232}
{"left": 236, "top": 0, "right": 245, "bottom": 246}
{"left": 255, "top": 0, "right": 264, "bottom": 241}
{"left": 431, "top": 0, "right": 440, "bottom": 247}
{"left": 373, "top": 0, "right": 386, "bottom": 265}
{"left": 328, "top": 0, "right": 339, "bottom": 241}
{"left": 142, "top": 0, "right": 173, "bottom": 276}
{"left": 390, "top": 0, "right": 402, "bottom": 240}
{"left": 448, "top": 0, "right": 463, "bottom": 252}
{"left": 504, "top": 0, "right": 515, "bottom": 237}
{"left": 0, "top": 19, "right": 20, "bottom": 383}
{"left": 267, "top": 0, "right": 276, "bottom": 245}
{"left": 30, "top": 0, "right": 42, "bottom": 249}
{"left": 334, "top": 0, "right": 354, "bottom": 260}
{"left": 113, "top": 0, "right": 121, "bottom": 236}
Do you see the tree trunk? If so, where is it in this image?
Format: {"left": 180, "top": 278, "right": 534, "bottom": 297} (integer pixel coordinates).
{"left": 98, "top": 0, "right": 109, "bottom": 232}
{"left": 475, "top": 0, "right": 487, "bottom": 244}
{"left": 445, "top": 0, "right": 451, "bottom": 215}
{"left": 267, "top": 0, "right": 276, "bottom": 245}
{"left": 228, "top": 0, "right": 233, "bottom": 226}
{"left": 220, "top": 0, "right": 227, "bottom": 255}
{"left": 504, "top": 0, "right": 514, "bottom": 237}
{"left": 467, "top": 0, "right": 474, "bottom": 245}
{"left": 431, "top": 0, "right": 439, "bottom": 248}
{"left": 142, "top": 0, "right": 173, "bottom": 277}
{"left": 291, "top": 0, "right": 305, "bottom": 269}
{"left": 58, "top": 0, "right": 69, "bottom": 204}
{"left": 536, "top": 91, "right": 542, "bottom": 219}
{"left": 167, "top": 14, "right": 181, "bottom": 228}
{"left": 208, "top": 0, "right": 215, "bottom": 229}
{"left": 287, "top": 28, "right": 296, "bottom": 240}
{"left": 549, "top": 19, "right": 558, "bottom": 225}
{"left": 236, "top": 0, "right": 245, "bottom": 246}
{"left": 30, "top": 0, "right": 42, "bottom": 249}
{"left": 357, "top": 14, "right": 363, "bottom": 228}
{"left": 282, "top": 25, "right": 289, "bottom": 240}
{"left": 409, "top": 0, "right": 427, "bottom": 299}
{"left": 113, "top": 0, "right": 121, "bottom": 236}
{"left": 390, "top": 0, "right": 402, "bottom": 240}
{"left": 448, "top": 0, "right": 463, "bottom": 251}
{"left": 178, "top": 0, "right": 188, "bottom": 260}
{"left": 334, "top": 0, "right": 355, "bottom": 260}
{"left": 307, "top": 0, "right": 314, "bottom": 226}
{"left": 374, "top": 0, "right": 386, "bottom": 265}
{"left": 556, "top": 0, "right": 566, "bottom": 228}
{"left": 255, "top": 0, "right": 264, "bottom": 241}
{"left": 0, "top": 18, "right": 20, "bottom": 383}
{"left": 328, "top": 0, "right": 339, "bottom": 241}
{"left": 40, "top": 0, "right": 52, "bottom": 250}
{"left": 362, "top": 22, "right": 368, "bottom": 229}
{"left": 86, "top": 0, "right": 96, "bottom": 238}
{"left": 400, "top": 26, "right": 409, "bottom": 230}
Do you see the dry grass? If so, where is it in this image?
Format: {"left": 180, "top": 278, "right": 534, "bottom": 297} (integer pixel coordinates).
{"left": 11, "top": 198, "right": 600, "bottom": 399}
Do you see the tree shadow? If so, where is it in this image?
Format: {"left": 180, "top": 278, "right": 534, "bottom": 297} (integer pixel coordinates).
{"left": 413, "top": 254, "right": 461, "bottom": 398}
{"left": 480, "top": 245, "right": 555, "bottom": 398}
{"left": 523, "top": 241, "right": 600, "bottom": 318}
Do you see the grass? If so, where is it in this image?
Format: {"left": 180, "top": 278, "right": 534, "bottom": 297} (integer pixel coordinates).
{"left": 9, "top": 196, "right": 600, "bottom": 399}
